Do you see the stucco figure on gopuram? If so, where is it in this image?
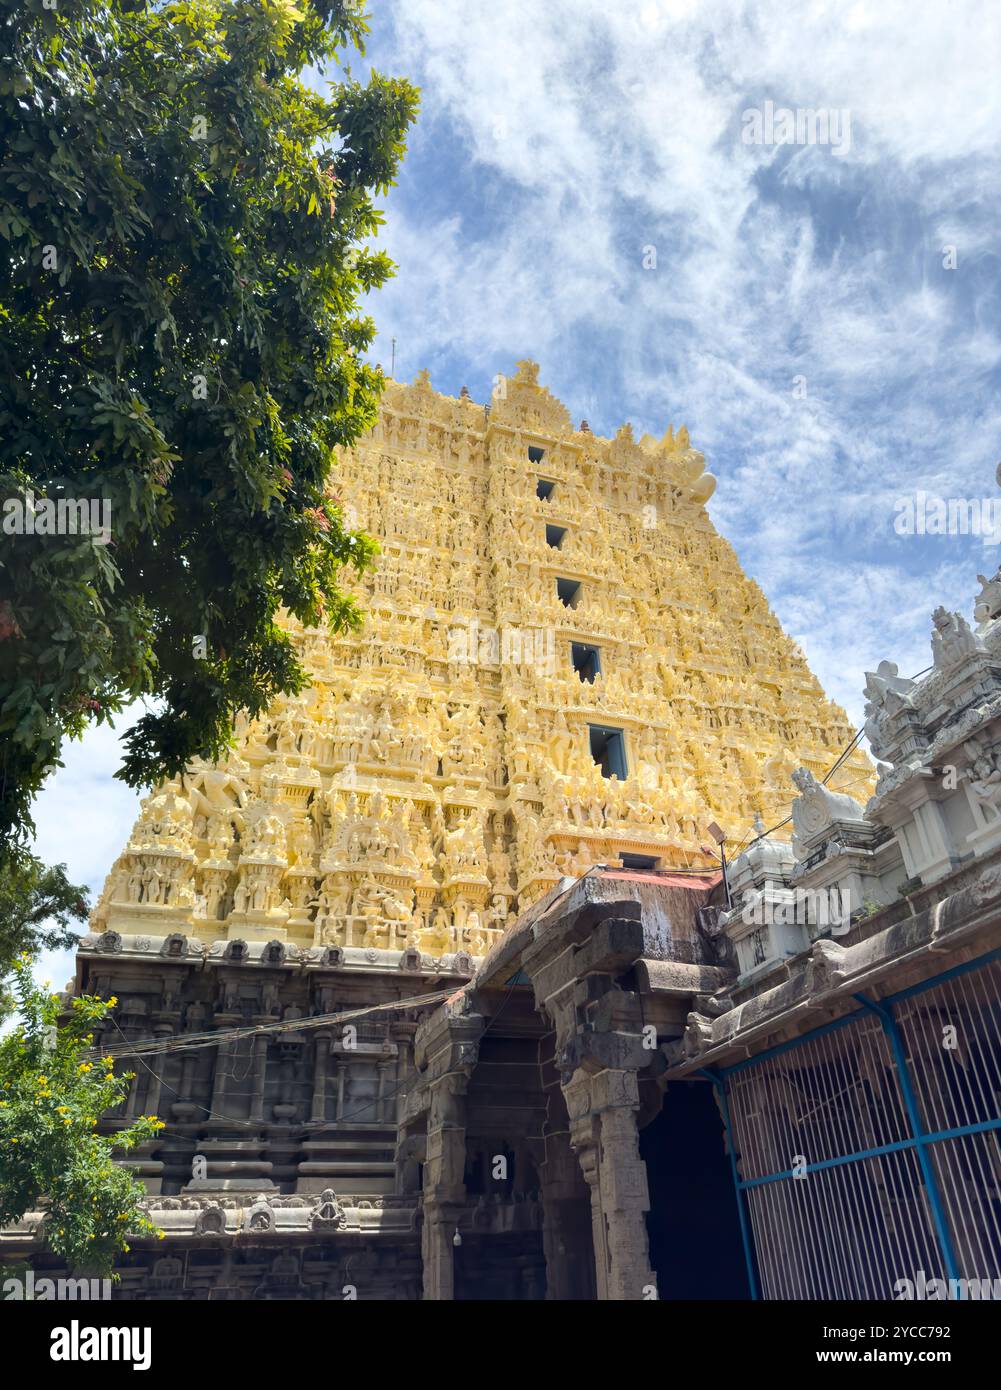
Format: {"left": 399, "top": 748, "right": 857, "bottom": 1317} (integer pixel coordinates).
{"left": 90, "top": 361, "right": 871, "bottom": 962}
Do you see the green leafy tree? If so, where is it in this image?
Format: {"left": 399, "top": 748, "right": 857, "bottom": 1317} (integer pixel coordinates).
{"left": 0, "top": 958, "right": 162, "bottom": 1275}
{"left": 0, "top": 0, "right": 419, "bottom": 853}
{"left": 0, "top": 855, "right": 89, "bottom": 995}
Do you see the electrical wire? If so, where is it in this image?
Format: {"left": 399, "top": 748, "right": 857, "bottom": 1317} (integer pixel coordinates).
{"left": 91, "top": 986, "right": 455, "bottom": 1061}
{"left": 106, "top": 958, "right": 523, "bottom": 1144}
{"left": 101, "top": 878, "right": 573, "bottom": 1142}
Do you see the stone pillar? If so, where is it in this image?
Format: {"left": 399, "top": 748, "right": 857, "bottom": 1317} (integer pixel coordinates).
{"left": 210, "top": 1037, "right": 233, "bottom": 1111}
{"left": 250, "top": 1033, "right": 269, "bottom": 1122}
{"left": 376, "top": 1058, "right": 392, "bottom": 1123}
{"left": 410, "top": 1005, "right": 483, "bottom": 1300}
{"left": 565, "top": 1067, "right": 655, "bottom": 1300}
{"left": 421, "top": 1070, "right": 470, "bottom": 1301}
{"left": 334, "top": 1061, "right": 347, "bottom": 1121}
{"left": 538, "top": 1120, "right": 596, "bottom": 1300}
{"left": 139, "top": 1024, "right": 168, "bottom": 1116}
{"left": 524, "top": 905, "right": 658, "bottom": 1301}
{"left": 421, "top": 1205, "right": 459, "bottom": 1302}
{"left": 123, "top": 1067, "right": 142, "bottom": 1119}
{"left": 311, "top": 1033, "right": 330, "bottom": 1123}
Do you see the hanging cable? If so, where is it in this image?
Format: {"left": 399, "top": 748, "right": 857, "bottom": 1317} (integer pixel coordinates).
{"left": 90, "top": 986, "right": 456, "bottom": 1061}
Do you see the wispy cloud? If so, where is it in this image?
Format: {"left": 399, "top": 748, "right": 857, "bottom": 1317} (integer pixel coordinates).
{"left": 356, "top": 0, "right": 1001, "bottom": 721}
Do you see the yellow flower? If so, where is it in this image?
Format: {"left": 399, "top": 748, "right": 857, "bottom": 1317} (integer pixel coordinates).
{"left": 78, "top": 1063, "right": 92, "bottom": 1073}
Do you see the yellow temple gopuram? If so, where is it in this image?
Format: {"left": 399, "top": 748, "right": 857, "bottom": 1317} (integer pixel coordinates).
{"left": 91, "top": 360, "right": 872, "bottom": 959}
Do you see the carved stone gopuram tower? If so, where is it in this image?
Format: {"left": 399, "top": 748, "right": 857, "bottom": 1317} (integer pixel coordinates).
{"left": 92, "top": 360, "right": 870, "bottom": 957}
{"left": 63, "top": 361, "right": 873, "bottom": 1299}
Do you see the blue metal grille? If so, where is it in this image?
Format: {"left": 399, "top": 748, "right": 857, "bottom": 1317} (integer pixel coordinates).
{"left": 708, "top": 948, "right": 1001, "bottom": 1299}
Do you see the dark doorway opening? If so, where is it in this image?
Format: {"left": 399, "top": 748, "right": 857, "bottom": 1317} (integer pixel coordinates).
{"left": 572, "top": 642, "right": 601, "bottom": 683}
{"left": 641, "top": 1079, "right": 752, "bottom": 1299}
{"left": 556, "top": 576, "right": 581, "bottom": 607}
{"left": 588, "top": 724, "right": 626, "bottom": 779}
{"left": 620, "top": 852, "right": 659, "bottom": 870}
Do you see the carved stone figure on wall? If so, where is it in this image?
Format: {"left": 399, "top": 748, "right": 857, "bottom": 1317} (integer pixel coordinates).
{"left": 790, "top": 767, "right": 867, "bottom": 859}
{"left": 974, "top": 567, "right": 1001, "bottom": 627}
{"left": 964, "top": 736, "right": 1001, "bottom": 817}
{"left": 249, "top": 812, "right": 286, "bottom": 858}
{"left": 931, "top": 607, "right": 984, "bottom": 671}
{"left": 185, "top": 761, "right": 246, "bottom": 816}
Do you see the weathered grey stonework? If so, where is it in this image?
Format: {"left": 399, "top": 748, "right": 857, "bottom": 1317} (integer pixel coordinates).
{"left": 0, "top": 931, "right": 473, "bottom": 1298}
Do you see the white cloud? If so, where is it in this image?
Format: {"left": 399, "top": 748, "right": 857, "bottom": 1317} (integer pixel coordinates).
{"left": 363, "top": 0, "right": 1001, "bottom": 739}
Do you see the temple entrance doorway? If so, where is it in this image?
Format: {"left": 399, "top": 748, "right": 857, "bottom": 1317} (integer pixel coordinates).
{"left": 641, "top": 1078, "right": 751, "bottom": 1300}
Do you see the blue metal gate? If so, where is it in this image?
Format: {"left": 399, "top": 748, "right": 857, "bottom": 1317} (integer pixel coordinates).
{"left": 702, "top": 948, "right": 1001, "bottom": 1299}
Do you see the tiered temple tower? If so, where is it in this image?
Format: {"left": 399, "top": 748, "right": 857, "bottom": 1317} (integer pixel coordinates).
{"left": 42, "top": 361, "right": 878, "bottom": 1299}
{"left": 91, "top": 360, "right": 871, "bottom": 957}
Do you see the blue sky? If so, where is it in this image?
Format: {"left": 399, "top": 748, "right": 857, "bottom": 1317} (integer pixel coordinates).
{"left": 25, "top": 0, "right": 1001, "bottom": 990}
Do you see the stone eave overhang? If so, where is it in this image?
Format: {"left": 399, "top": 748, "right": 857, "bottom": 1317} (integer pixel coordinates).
{"left": 73, "top": 933, "right": 476, "bottom": 984}
{"left": 469, "top": 866, "right": 719, "bottom": 993}
{"left": 412, "top": 868, "right": 723, "bottom": 1057}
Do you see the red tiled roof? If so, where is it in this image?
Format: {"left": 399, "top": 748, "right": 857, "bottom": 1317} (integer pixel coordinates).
{"left": 595, "top": 868, "right": 721, "bottom": 891}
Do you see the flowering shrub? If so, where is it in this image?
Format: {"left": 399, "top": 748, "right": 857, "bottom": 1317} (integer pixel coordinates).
{"left": 0, "top": 958, "right": 163, "bottom": 1274}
